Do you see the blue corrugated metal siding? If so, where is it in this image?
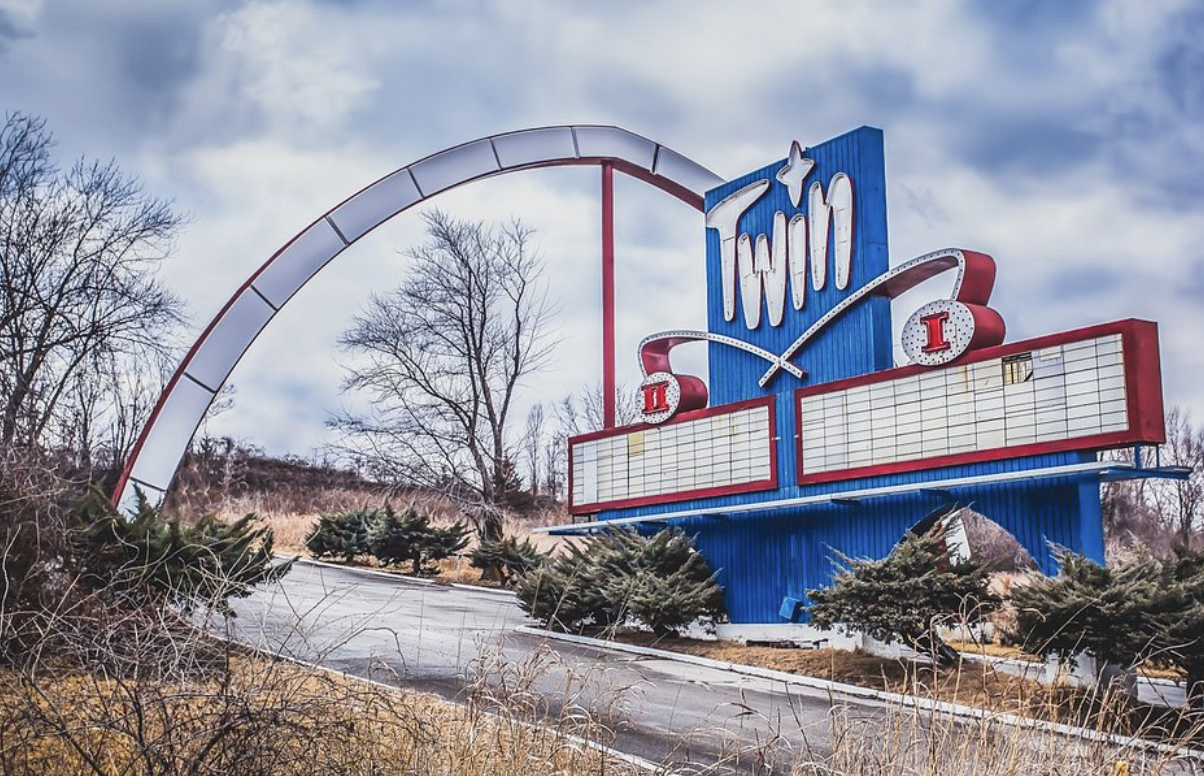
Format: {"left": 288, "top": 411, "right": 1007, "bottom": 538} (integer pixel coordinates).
{"left": 615, "top": 449, "right": 1101, "bottom": 623}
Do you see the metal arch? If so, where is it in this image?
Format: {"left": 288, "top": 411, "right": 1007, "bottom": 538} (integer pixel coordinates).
{"left": 113, "top": 125, "right": 724, "bottom": 511}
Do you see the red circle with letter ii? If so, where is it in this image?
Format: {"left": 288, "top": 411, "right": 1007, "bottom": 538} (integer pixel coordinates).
{"left": 638, "top": 372, "right": 682, "bottom": 424}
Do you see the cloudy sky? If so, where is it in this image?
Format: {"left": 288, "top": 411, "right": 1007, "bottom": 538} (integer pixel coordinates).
{"left": 1, "top": 0, "right": 1202, "bottom": 458}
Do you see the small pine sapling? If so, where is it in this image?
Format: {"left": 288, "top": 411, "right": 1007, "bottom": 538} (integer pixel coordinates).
{"left": 516, "top": 549, "right": 602, "bottom": 632}
{"left": 70, "top": 487, "right": 292, "bottom": 614}
{"left": 606, "top": 529, "right": 726, "bottom": 637}
{"left": 306, "top": 508, "right": 376, "bottom": 563}
{"left": 515, "top": 528, "right": 726, "bottom": 636}
{"left": 369, "top": 504, "right": 469, "bottom": 575}
{"left": 470, "top": 535, "right": 548, "bottom": 586}
{"left": 1012, "top": 546, "right": 1204, "bottom": 709}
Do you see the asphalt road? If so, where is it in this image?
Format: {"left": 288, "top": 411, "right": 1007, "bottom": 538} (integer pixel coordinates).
{"left": 223, "top": 560, "right": 1203, "bottom": 775}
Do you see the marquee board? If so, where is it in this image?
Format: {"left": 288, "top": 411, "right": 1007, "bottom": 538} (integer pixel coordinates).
{"left": 549, "top": 125, "right": 1174, "bottom": 624}
{"left": 569, "top": 398, "right": 776, "bottom": 514}
{"left": 796, "top": 320, "right": 1163, "bottom": 484}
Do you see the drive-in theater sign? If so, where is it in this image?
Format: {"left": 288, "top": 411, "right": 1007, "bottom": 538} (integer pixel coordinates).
{"left": 115, "top": 125, "right": 1185, "bottom": 626}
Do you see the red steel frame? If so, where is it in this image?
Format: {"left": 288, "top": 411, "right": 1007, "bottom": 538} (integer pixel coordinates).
{"left": 601, "top": 162, "right": 616, "bottom": 429}
{"left": 793, "top": 319, "right": 1165, "bottom": 486}
{"left": 568, "top": 396, "right": 779, "bottom": 515}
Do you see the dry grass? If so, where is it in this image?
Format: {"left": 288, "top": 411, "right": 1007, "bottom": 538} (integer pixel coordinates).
{"left": 947, "top": 637, "right": 1040, "bottom": 662}
{"left": 240, "top": 510, "right": 317, "bottom": 554}
{"left": 946, "top": 638, "right": 1188, "bottom": 682}
{"left": 0, "top": 654, "right": 644, "bottom": 776}
{"left": 615, "top": 633, "right": 1049, "bottom": 713}
{"left": 802, "top": 701, "right": 1202, "bottom": 776}
{"left": 317, "top": 554, "right": 508, "bottom": 588}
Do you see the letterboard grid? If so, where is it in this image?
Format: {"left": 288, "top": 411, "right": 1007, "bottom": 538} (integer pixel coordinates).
{"left": 800, "top": 334, "right": 1128, "bottom": 475}
{"left": 571, "top": 405, "right": 773, "bottom": 508}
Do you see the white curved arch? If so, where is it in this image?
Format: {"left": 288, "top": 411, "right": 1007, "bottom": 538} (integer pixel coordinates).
{"left": 115, "top": 125, "right": 723, "bottom": 510}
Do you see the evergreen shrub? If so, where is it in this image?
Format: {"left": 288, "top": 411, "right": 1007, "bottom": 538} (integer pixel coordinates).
{"left": 807, "top": 525, "right": 999, "bottom": 665}
{"left": 368, "top": 504, "right": 469, "bottom": 575}
{"left": 517, "top": 528, "right": 725, "bottom": 636}
{"left": 71, "top": 487, "right": 291, "bottom": 613}
{"left": 470, "top": 535, "right": 547, "bottom": 586}
{"left": 305, "top": 508, "right": 375, "bottom": 563}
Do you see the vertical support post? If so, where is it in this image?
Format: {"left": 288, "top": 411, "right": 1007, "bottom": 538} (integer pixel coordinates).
{"left": 1077, "top": 478, "right": 1106, "bottom": 565}
{"left": 601, "top": 162, "right": 616, "bottom": 429}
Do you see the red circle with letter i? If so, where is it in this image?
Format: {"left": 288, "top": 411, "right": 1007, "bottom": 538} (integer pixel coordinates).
{"left": 901, "top": 299, "right": 978, "bottom": 366}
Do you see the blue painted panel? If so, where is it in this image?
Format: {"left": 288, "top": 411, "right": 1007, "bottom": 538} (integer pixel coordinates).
{"left": 657, "top": 470, "right": 1099, "bottom": 624}
{"left": 613, "top": 448, "right": 1103, "bottom": 623}
{"left": 703, "top": 126, "right": 892, "bottom": 405}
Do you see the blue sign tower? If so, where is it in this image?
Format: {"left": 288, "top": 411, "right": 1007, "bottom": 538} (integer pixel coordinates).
{"left": 553, "top": 126, "right": 1172, "bottom": 626}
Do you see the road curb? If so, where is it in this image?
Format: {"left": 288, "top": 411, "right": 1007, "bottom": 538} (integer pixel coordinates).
{"left": 217, "top": 634, "right": 672, "bottom": 774}
{"left": 515, "top": 626, "right": 1204, "bottom": 763}
{"left": 287, "top": 555, "right": 519, "bottom": 599}
{"left": 962, "top": 650, "right": 1184, "bottom": 690}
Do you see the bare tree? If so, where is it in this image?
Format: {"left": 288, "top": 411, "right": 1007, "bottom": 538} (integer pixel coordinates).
{"left": 1150, "top": 407, "right": 1204, "bottom": 545}
{"left": 555, "top": 382, "right": 641, "bottom": 437}
{"left": 0, "top": 112, "right": 184, "bottom": 458}
{"left": 543, "top": 431, "right": 566, "bottom": 503}
{"left": 49, "top": 348, "right": 176, "bottom": 482}
{"left": 332, "top": 210, "right": 555, "bottom": 541}
{"left": 1104, "top": 405, "right": 1204, "bottom": 552}
{"left": 523, "top": 403, "right": 545, "bottom": 496}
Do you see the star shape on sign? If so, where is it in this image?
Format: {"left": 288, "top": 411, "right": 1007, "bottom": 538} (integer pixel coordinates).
{"left": 776, "top": 140, "right": 815, "bottom": 208}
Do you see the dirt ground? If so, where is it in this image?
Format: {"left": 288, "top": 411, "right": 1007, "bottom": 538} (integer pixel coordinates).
{"left": 612, "top": 631, "right": 1046, "bottom": 714}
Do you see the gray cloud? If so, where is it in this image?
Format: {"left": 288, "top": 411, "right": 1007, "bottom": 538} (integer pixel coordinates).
{"left": 112, "top": 10, "right": 204, "bottom": 129}
{"left": 948, "top": 114, "right": 1102, "bottom": 177}
{"left": 0, "top": 8, "right": 33, "bottom": 57}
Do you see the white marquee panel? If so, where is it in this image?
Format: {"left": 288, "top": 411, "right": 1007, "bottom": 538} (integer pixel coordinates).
{"left": 125, "top": 377, "right": 215, "bottom": 492}
{"left": 573, "top": 127, "right": 658, "bottom": 170}
{"left": 252, "top": 220, "right": 348, "bottom": 308}
{"left": 329, "top": 168, "right": 424, "bottom": 243}
{"left": 492, "top": 127, "right": 578, "bottom": 168}
{"left": 571, "top": 403, "right": 773, "bottom": 510}
{"left": 654, "top": 146, "right": 726, "bottom": 197}
{"left": 409, "top": 139, "right": 501, "bottom": 196}
{"left": 185, "top": 289, "right": 276, "bottom": 391}
{"left": 117, "top": 481, "right": 164, "bottom": 515}
{"left": 800, "top": 333, "right": 1129, "bottom": 476}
